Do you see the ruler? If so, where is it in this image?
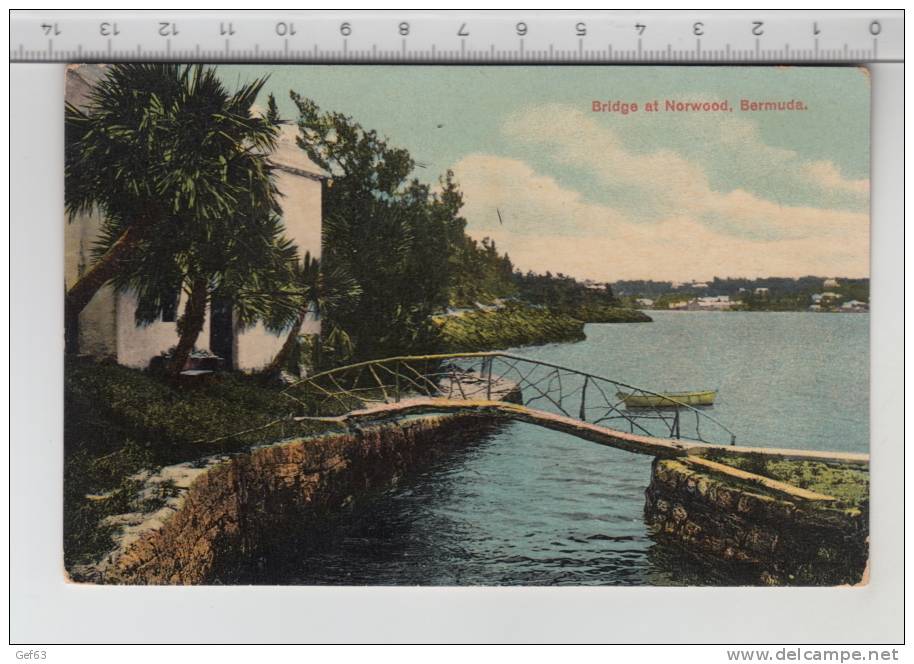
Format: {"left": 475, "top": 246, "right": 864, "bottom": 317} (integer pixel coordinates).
{"left": 10, "top": 10, "right": 903, "bottom": 64}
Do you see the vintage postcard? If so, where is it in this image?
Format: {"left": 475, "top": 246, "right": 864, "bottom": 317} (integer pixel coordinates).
{"left": 64, "top": 65, "right": 869, "bottom": 586}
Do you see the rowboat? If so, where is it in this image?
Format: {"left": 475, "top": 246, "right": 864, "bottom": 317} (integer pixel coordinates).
{"left": 616, "top": 389, "right": 717, "bottom": 409}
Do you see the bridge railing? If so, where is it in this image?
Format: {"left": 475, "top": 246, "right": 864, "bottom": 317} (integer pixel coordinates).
{"left": 282, "top": 352, "right": 737, "bottom": 446}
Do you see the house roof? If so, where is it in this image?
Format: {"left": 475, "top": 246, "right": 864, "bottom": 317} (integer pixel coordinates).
{"left": 65, "top": 64, "right": 109, "bottom": 109}
{"left": 269, "top": 125, "right": 330, "bottom": 181}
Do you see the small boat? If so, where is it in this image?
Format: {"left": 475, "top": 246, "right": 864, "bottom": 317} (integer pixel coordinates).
{"left": 616, "top": 389, "right": 717, "bottom": 409}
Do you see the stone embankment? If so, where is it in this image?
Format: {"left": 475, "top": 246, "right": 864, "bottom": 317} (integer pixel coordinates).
{"left": 72, "top": 415, "right": 499, "bottom": 584}
{"left": 644, "top": 456, "right": 869, "bottom": 585}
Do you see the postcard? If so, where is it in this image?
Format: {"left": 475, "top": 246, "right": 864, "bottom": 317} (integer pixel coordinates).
{"left": 63, "top": 64, "right": 869, "bottom": 586}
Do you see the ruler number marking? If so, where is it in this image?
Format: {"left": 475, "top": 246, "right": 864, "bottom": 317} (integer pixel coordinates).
{"left": 693, "top": 22, "right": 704, "bottom": 36}
{"left": 576, "top": 22, "right": 586, "bottom": 37}
{"left": 100, "top": 22, "right": 119, "bottom": 37}
{"left": 158, "top": 22, "right": 178, "bottom": 37}
{"left": 635, "top": 23, "right": 646, "bottom": 36}
{"left": 869, "top": 20, "right": 881, "bottom": 36}
{"left": 276, "top": 22, "right": 296, "bottom": 36}
{"left": 458, "top": 22, "right": 469, "bottom": 37}
{"left": 220, "top": 22, "right": 235, "bottom": 36}
{"left": 752, "top": 21, "right": 764, "bottom": 36}
{"left": 41, "top": 22, "right": 61, "bottom": 36}
{"left": 399, "top": 22, "right": 410, "bottom": 36}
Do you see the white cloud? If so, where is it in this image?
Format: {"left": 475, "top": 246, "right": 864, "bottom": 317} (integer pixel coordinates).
{"left": 803, "top": 160, "right": 870, "bottom": 198}
{"left": 448, "top": 103, "right": 869, "bottom": 280}
{"left": 452, "top": 153, "right": 869, "bottom": 281}
{"left": 502, "top": 104, "right": 869, "bottom": 222}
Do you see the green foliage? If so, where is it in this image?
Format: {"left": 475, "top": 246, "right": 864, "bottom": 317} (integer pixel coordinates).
{"left": 564, "top": 305, "right": 652, "bottom": 323}
{"left": 67, "top": 64, "right": 278, "bottom": 238}
{"left": 448, "top": 235, "right": 517, "bottom": 306}
{"left": 513, "top": 271, "right": 618, "bottom": 311}
{"left": 65, "top": 358, "right": 294, "bottom": 457}
{"left": 436, "top": 305, "right": 585, "bottom": 352}
{"left": 291, "top": 94, "right": 456, "bottom": 363}
{"left": 63, "top": 356, "right": 333, "bottom": 566}
{"left": 265, "top": 92, "right": 283, "bottom": 125}
{"left": 704, "top": 450, "right": 869, "bottom": 510}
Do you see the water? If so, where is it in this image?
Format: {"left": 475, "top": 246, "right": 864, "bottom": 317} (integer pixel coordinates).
{"left": 255, "top": 311, "right": 869, "bottom": 585}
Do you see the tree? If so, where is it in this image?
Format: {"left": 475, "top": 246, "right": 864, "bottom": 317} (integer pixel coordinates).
{"left": 107, "top": 209, "right": 299, "bottom": 375}
{"left": 290, "top": 93, "right": 451, "bottom": 362}
{"left": 64, "top": 64, "right": 278, "bottom": 354}
{"left": 265, "top": 92, "right": 283, "bottom": 126}
{"left": 262, "top": 248, "right": 362, "bottom": 376}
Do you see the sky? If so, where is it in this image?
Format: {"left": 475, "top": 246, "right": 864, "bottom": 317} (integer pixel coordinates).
{"left": 219, "top": 65, "right": 870, "bottom": 282}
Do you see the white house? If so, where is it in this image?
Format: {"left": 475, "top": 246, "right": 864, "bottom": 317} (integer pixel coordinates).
{"left": 65, "top": 65, "right": 324, "bottom": 372}
{"left": 842, "top": 300, "right": 868, "bottom": 312}
{"left": 823, "top": 277, "right": 840, "bottom": 288}
{"left": 695, "top": 295, "right": 732, "bottom": 310}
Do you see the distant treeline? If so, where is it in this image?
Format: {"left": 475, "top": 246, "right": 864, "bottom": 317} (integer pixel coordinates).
{"left": 614, "top": 277, "right": 870, "bottom": 301}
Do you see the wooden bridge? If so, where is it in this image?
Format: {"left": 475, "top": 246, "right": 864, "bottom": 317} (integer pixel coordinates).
{"left": 281, "top": 352, "right": 868, "bottom": 494}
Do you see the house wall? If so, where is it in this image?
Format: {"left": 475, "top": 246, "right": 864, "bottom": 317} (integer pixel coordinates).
{"left": 115, "top": 291, "right": 212, "bottom": 369}
{"left": 65, "top": 209, "right": 118, "bottom": 359}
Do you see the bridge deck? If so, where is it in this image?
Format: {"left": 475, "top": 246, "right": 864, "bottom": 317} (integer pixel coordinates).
{"left": 298, "top": 397, "right": 869, "bottom": 466}
{"left": 283, "top": 352, "right": 868, "bottom": 505}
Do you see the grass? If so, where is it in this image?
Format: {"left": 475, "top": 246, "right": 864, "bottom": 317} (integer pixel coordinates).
{"left": 563, "top": 304, "right": 652, "bottom": 323}
{"left": 435, "top": 305, "right": 586, "bottom": 352}
{"left": 703, "top": 449, "right": 869, "bottom": 511}
{"left": 64, "top": 357, "right": 331, "bottom": 568}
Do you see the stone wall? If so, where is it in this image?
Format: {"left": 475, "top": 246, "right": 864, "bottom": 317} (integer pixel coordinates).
{"left": 644, "top": 458, "right": 868, "bottom": 585}
{"left": 85, "top": 415, "right": 498, "bottom": 584}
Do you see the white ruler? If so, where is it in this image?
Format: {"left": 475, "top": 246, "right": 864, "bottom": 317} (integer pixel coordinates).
{"left": 10, "top": 10, "right": 904, "bottom": 63}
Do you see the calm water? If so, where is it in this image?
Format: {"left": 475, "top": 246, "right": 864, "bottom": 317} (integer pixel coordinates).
{"left": 255, "top": 312, "right": 869, "bottom": 585}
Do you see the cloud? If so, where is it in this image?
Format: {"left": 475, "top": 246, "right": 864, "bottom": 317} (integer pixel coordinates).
{"left": 446, "top": 103, "right": 869, "bottom": 280}
{"left": 502, "top": 104, "right": 869, "bottom": 224}
{"left": 803, "top": 160, "right": 870, "bottom": 197}
{"left": 452, "top": 153, "right": 869, "bottom": 281}
{"left": 450, "top": 154, "right": 629, "bottom": 236}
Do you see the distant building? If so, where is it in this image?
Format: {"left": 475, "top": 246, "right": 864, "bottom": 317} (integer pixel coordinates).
{"left": 754, "top": 287, "right": 770, "bottom": 296}
{"left": 811, "top": 293, "right": 824, "bottom": 304}
{"left": 635, "top": 298, "right": 654, "bottom": 307}
{"left": 821, "top": 292, "right": 842, "bottom": 300}
{"left": 823, "top": 277, "right": 840, "bottom": 288}
{"left": 842, "top": 300, "right": 869, "bottom": 312}
{"left": 691, "top": 282, "right": 710, "bottom": 289}
{"left": 668, "top": 301, "right": 690, "bottom": 310}
{"left": 695, "top": 295, "right": 732, "bottom": 310}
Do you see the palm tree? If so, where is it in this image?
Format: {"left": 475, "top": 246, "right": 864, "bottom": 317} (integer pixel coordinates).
{"left": 64, "top": 64, "right": 278, "bottom": 354}
{"left": 263, "top": 250, "right": 362, "bottom": 376}
{"left": 108, "top": 210, "right": 300, "bottom": 376}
